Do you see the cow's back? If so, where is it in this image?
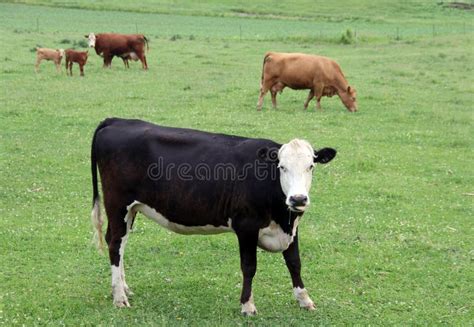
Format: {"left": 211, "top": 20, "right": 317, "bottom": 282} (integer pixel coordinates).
{"left": 94, "top": 118, "right": 282, "bottom": 225}
{"left": 264, "top": 52, "right": 345, "bottom": 89}
{"left": 96, "top": 33, "right": 145, "bottom": 54}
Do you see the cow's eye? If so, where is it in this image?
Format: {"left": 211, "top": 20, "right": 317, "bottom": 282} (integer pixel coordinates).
{"left": 308, "top": 164, "right": 314, "bottom": 172}
{"left": 279, "top": 165, "right": 287, "bottom": 173}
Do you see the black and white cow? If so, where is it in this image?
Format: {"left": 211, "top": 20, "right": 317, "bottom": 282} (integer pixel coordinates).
{"left": 90, "top": 118, "right": 336, "bottom": 315}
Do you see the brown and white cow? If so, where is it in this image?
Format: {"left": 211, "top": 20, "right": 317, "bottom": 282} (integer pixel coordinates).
{"left": 35, "top": 48, "right": 65, "bottom": 73}
{"left": 257, "top": 52, "right": 357, "bottom": 112}
{"left": 85, "top": 33, "right": 149, "bottom": 70}
{"left": 65, "top": 49, "right": 88, "bottom": 76}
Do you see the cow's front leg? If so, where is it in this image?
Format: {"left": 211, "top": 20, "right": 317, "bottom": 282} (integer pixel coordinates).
{"left": 282, "top": 232, "right": 315, "bottom": 310}
{"left": 55, "top": 60, "right": 62, "bottom": 73}
{"left": 103, "top": 54, "right": 113, "bottom": 68}
{"left": 303, "top": 90, "right": 314, "bottom": 110}
{"left": 236, "top": 231, "right": 258, "bottom": 316}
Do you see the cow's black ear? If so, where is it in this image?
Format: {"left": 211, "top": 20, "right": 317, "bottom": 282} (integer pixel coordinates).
{"left": 84, "top": 35, "right": 88, "bottom": 38}
{"left": 314, "top": 148, "right": 336, "bottom": 164}
{"left": 257, "top": 147, "right": 268, "bottom": 160}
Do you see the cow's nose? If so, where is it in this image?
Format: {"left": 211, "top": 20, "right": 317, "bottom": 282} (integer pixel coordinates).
{"left": 289, "top": 194, "right": 308, "bottom": 206}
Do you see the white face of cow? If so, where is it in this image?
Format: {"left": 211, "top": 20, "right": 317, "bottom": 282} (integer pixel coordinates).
{"left": 86, "top": 33, "right": 96, "bottom": 48}
{"left": 278, "top": 139, "right": 337, "bottom": 213}
{"left": 278, "top": 139, "right": 314, "bottom": 212}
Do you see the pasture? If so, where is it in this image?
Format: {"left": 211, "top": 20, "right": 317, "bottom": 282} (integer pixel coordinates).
{"left": 0, "top": 1, "right": 473, "bottom": 325}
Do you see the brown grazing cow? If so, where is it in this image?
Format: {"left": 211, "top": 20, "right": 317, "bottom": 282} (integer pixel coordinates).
{"left": 257, "top": 52, "right": 357, "bottom": 112}
{"left": 85, "top": 33, "right": 149, "bottom": 70}
{"left": 65, "top": 49, "right": 89, "bottom": 76}
{"left": 35, "top": 48, "right": 65, "bottom": 73}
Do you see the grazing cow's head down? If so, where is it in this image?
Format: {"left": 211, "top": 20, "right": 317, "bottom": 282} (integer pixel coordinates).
{"left": 340, "top": 86, "right": 357, "bottom": 112}
{"left": 278, "top": 139, "right": 336, "bottom": 212}
{"left": 85, "top": 33, "right": 96, "bottom": 48}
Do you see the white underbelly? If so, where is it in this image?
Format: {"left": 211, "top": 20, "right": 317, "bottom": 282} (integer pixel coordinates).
{"left": 258, "top": 219, "right": 299, "bottom": 252}
{"left": 127, "top": 201, "right": 233, "bottom": 235}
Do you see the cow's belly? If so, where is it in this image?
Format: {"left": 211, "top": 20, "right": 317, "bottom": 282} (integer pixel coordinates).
{"left": 258, "top": 219, "right": 299, "bottom": 252}
{"left": 128, "top": 201, "right": 233, "bottom": 235}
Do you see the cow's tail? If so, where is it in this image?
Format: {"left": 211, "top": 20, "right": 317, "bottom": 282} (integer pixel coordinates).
{"left": 260, "top": 52, "right": 272, "bottom": 87}
{"left": 143, "top": 35, "right": 149, "bottom": 52}
{"left": 91, "top": 121, "right": 106, "bottom": 254}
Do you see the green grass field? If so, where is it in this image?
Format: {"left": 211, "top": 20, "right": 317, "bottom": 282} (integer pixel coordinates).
{"left": 0, "top": 1, "right": 473, "bottom": 325}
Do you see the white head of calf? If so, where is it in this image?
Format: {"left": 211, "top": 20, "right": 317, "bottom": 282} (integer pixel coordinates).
{"left": 85, "top": 33, "right": 96, "bottom": 48}
{"left": 278, "top": 139, "right": 336, "bottom": 212}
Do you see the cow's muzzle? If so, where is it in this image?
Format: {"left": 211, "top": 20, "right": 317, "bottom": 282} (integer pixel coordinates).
{"left": 287, "top": 194, "right": 309, "bottom": 212}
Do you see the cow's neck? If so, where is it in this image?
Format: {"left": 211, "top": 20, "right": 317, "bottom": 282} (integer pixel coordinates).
{"left": 270, "top": 193, "right": 303, "bottom": 234}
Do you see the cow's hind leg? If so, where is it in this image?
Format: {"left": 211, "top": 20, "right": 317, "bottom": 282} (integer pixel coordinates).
{"left": 104, "top": 200, "right": 135, "bottom": 307}
{"left": 120, "top": 203, "right": 137, "bottom": 296}
{"left": 314, "top": 85, "right": 323, "bottom": 110}
{"left": 137, "top": 52, "right": 148, "bottom": 70}
{"left": 257, "top": 81, "right": 271, "bottom": 111}
{"left": 282, "top": 232, "right": 315, "bottom": 310}
{"left": 35, "top": 57, "right": 41, "bottom": 73}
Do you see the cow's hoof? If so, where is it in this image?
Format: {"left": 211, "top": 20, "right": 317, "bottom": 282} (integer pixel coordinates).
{"left": 241, "top": 299, "right": 257, "bottom": 316}
{"left": 302, "top": 302, "right": 316, "bottom": 311}
{"left": 113, "top": 294, "right": 130, "bottom": 308}
{"left": 242, "top": 310, "right": 257, "bottom": 317}
{"left": 114, "top": 299, "right": 130, "bottom": 308}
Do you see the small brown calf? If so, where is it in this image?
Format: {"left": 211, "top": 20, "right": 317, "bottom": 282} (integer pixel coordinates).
{"left": 120, "top": 52, "right": 140, "bottom": 68}
{"left": 65, "top": 49, "right": 89, "bottom": 76}
{"left": 35, "top": 48, "right": 65, "bottom": 73}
